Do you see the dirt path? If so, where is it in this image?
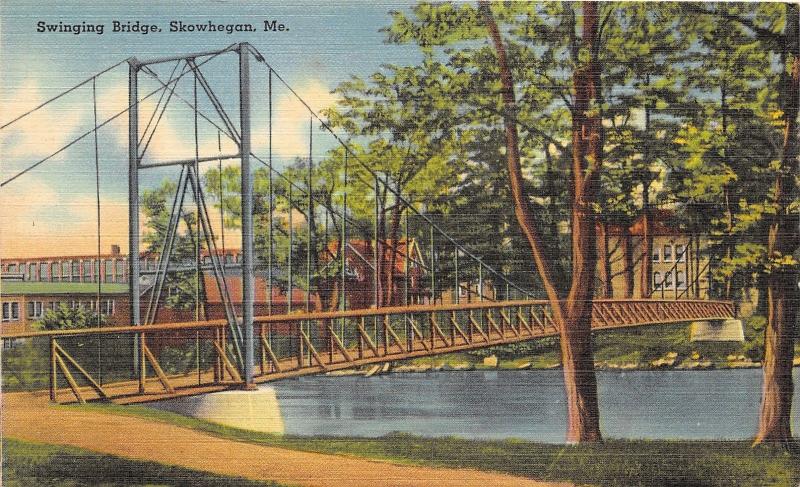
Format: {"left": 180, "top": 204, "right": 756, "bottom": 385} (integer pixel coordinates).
{"left": 3, "top": 392, "right": 569, "bottom": 487}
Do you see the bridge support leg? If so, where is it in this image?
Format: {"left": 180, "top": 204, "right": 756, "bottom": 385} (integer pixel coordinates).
{"left": 128, "top": 58, "right": 142, "bottom": 381}
{"left": 49, "top": 337, "right": 57, "bottom": 403}
{"left": 239, "top": 42, "right": 255, "bottom": 388}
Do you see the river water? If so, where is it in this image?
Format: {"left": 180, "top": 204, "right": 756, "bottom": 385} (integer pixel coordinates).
{"left": 152, "top": 369, "right": 800, "bottom": 443}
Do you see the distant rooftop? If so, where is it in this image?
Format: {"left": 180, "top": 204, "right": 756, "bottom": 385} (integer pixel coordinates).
{"left": 0, "top": 282, "right": 129, "bottom": 295}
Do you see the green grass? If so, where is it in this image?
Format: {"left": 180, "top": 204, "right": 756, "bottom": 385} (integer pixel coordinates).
{"left": 65, "top": 402, "right": 800, "bottom": 487}
{"left": 2, "top": 437, "right": 283, "bottom": 486}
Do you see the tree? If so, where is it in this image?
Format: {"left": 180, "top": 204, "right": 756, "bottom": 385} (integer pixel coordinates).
{"left": 479, "top": 0, "right": 603, "bottom": 442}
{"left": 141, "top": 180, "right": 205, "bottom": 315}
{"left": 325, "top": 60, "right": 461, "bottom": 306}
{"left": 37, "top": 304, "right": 108, "bottom": 331}
{"left": 679, "top": 2, "right": 799, "bottom": 448}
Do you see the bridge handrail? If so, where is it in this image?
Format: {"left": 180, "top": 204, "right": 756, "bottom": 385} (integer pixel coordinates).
{"left": 0, "top": 298, "right": 735, "bottom": 340}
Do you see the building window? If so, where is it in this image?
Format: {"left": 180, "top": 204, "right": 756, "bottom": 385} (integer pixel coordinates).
{"left": 203, "top": 256, "right": 212, "bottom": 264}
{"left": 652, "top": 248, "right": 660, "bottom": 263}
{"left": 21, "top": 264, "right": 28, "bottom": 280}
{"left": 83, "top": 260, "right": 92, "bottom": 281}
{"left": 8, "top": 263, "right": 18, "bottom": 273}
{"left": 61, "top": 261, "right": 70, "bottom": 282}
{"left": 663, "top": 244, "right": 673, "bottom": 263}
{"left": 664, "top": 271, "right": 674, "bottom": 289}
{"left": 51, "top": 262, "right": 59, "bottom": 281}
{"left": 94, "top": 260, "right": 101, "bottom": 281}
{"left": 115, "top": 260, "right": 125, "bottom": 282}
{"left": 675, "top": 244, "right": 686, "bottom": 263}
{"left": 101, "top": 299, "right": 115, "bottom": 315}
{"left": 39, "top": 263, "right": 49, "bottom": 281}
{"left": 104, "top": 260, "right": 113, "bottom": 283}
{"left": 2, "top": 302, "right": 20, "bottom": 322}
{"left": 225, "top": 253, "right": 233, "bottom": 264}
{"left": 676, "top": 271, "right": 687, "bottom": 289}
{"left": 70, "top": 261, "right": 79, "bottom": 282}
{"left": 653, "top": 271, "right": 662, "bottom": 290}
{"left": 27, "top": 301, "right": 44, "bottom": 319}
{"left": 28, "top": 263, "right": 37, "bottom": 281}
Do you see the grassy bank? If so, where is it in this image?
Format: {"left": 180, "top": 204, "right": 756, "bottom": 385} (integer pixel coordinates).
{"left": 1, "top": 437, "right": 280, "bottom": 486}
{"left": 64, "top": 402, "right": 799, "bottom": 487}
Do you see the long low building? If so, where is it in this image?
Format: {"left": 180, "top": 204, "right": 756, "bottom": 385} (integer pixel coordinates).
{"left": 0, "top": 281, "right": 129, "bottom": 335}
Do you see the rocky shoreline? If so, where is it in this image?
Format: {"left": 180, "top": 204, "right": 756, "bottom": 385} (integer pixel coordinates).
{"left": 325, "top": 355, "right": 800, "bottom": 377}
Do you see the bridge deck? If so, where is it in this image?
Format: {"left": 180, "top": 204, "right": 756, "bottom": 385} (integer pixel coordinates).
{"left": 1, "top": 299, "right": 735, "bottom": 405}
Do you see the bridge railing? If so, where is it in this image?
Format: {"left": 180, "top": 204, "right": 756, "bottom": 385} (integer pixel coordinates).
{"left": 1, "top": 298, "right": 734, "bottom": 404}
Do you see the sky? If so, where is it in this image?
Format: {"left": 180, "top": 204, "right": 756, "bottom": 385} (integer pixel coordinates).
{"left": 0, "top": 0, "right": 422, "bottom": 258}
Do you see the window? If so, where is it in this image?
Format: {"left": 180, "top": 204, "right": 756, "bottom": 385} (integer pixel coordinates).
{"left": 28, "top": 263, "right": 37, "bottom": 281}
{"left": 8, "top": 263, "right": 18, "bottom": 273}
{"left": 652, "top": 248, "right": 660, "bottom": 262}
{"left": 203, "top": 256, "right": 212, "bottom": 264}
{"left": 40, "top": 263, "right": 49, "bottom": 281}
{"left": 21, "top": 264, "right": 28, "bottom": 280}
{"left": 225, "top": 253, "right": 233, "bottom": 264}
{"left": 51, "top": 262, "right": 59, "bottom": 281}
{"left": 27, "top": 301, "right": 43, "bottom": 319}
{"left": 675, "top": 244, "right": 686, "bottom": 263}
{"left": 676, "top": 271, "right": 686, "bottom": 289}
{"left": 104, "top": 260, "right": 113, "bottom": 283}
{"left": 2, "top": 302, "right": 20, "bottom": 322}
{"left": 83, "top": 260, "right": 92, "bottom": 281}
{"left": 664, "top": 271, "right": 674, "bottom": 289}
{"left": 61, "top": 261, "right": 70, "bottom": 282}
{"left": 653, "top": 271, "right": 662, "bottom": 290}
{"left": 101, "top": 299, "right": 115, "bottom": 315}
{"left": 115, "top": 260, "right": 125, "bottom": 282}
{"left": 94, "top": 260, "right": 100, "bottom": 281}
{"left": 663, "top": 244, "right": 673, "bottom": 262}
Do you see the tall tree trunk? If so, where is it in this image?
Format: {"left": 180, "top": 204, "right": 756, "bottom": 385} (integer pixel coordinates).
{"left": 480, "top": 0, "right": 602, "bottom": 443}
{"left": 563, "top": 0, "right": 603, "bottom": 443}
{"left": 639, "top": 182, "right": 652, "bottom": 298}
{"left": 622, "top": 226, "right": 634, "bottom": 298}
{"left": 385, "top": 203, "right": 403, "bottom": 306}
{"left": 754, "top": 4, "right": 799, "bottom": 448}
{"left": 596, "top": 222, "right": 611, "bottom": 298}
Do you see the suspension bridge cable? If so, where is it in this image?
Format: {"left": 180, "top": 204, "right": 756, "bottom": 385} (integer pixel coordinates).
{"left": 0, "top": 58, "right": 131, "bottom": 131}
{"left": 0, "top": 49, "right": 231, "bottom": 189}
{"left": 139, "top": 65, "right": 237, "bottom": 144}
{"left": 139, "top": 62, "right": 190, "bottom": 159}
{"left": 245, "top": 44, "right": 532, "bottom": 297}
{"left": 139, "top": 60, "right": 182, "bottom": 147}
{"left": 92, "top": 76, "right": 103, "bottom": 384}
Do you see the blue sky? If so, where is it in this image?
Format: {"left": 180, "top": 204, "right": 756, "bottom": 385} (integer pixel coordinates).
{"left": 0, "top": 0, "right": 422, "bottom": 258}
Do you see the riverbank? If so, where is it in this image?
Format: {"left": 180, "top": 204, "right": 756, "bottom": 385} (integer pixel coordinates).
{"left": 324, "top": 317, "right": 798, "bottom": 376}
{"left": 16, "top": 398, "right": 800, "bottom": 487}
{"left": 323, "top": 352, "right": 800, "bottom": 377}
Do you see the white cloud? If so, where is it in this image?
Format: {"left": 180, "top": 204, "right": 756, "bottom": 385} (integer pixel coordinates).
{"left": 262, "top": 80, "right": 337, "bottom": 159}
{"left": 0, "top": 80, "right": 87, "bottom": 164}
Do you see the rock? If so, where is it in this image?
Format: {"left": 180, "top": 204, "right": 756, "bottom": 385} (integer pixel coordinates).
{"left": 364, "top": 365, "right": 382, "bottom": 377}
{"left": 483, "top": 355, "right": 498, "bottom": 367}
{"left": 650, "top": 352, "right": 678, "bottom": 368}
{"left": 448, "top": 363, "right": 473, "bottom": 371}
